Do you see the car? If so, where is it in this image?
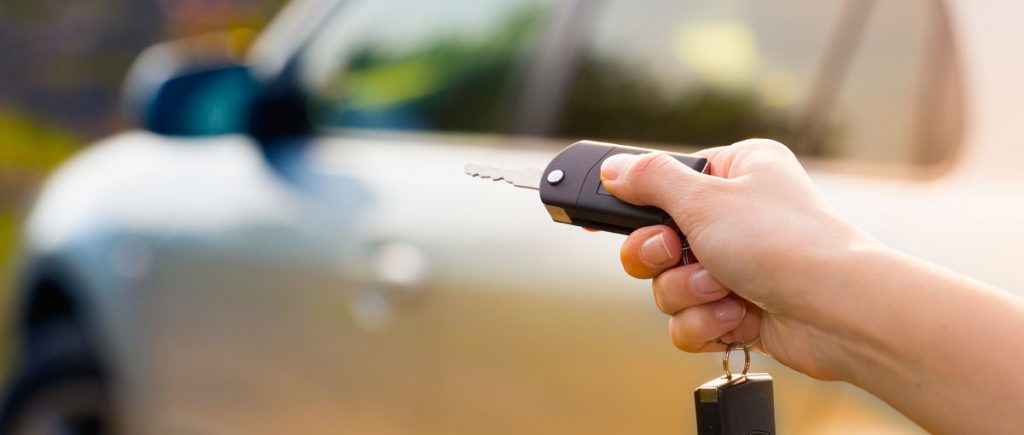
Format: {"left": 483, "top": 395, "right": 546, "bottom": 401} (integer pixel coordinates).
{"left": 4, "top": 0, "right": 1022, "bottom": 433}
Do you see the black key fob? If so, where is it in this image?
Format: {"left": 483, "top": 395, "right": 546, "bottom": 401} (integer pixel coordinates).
{"left": 694, "top": 374, "right": 776, "bottom": 435}
{"left": 539, "top": 140, "right": 708, "bottom": 236}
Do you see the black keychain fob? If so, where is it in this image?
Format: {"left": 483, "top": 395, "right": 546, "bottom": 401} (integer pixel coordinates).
{"left": 539, "top": 140, "right": 708, "bottom": 236}
{"left": 466, "top": 139, "right": 709, "bottom": 263}
{"left": 695, "top": 373, "right": 776, "bottom": 435}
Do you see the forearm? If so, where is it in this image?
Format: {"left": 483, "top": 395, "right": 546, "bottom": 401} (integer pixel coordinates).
{"left": 794, "top": 243, "right": 1024, "bottom": 433}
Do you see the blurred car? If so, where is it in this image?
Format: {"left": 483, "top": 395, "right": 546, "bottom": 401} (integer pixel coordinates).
{"left": 4, "top": 0, "right": 1023, "bottom": 433}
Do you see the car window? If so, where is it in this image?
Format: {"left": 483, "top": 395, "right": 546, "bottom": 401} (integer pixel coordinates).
{"left": 302, "top": 0, "right": 960, "bottom": 168}
{"left": 301, "top": 0, "right": 553, "bottom": 134}
{"left": 549, "top": 0, "right": 961, "bottom": 166}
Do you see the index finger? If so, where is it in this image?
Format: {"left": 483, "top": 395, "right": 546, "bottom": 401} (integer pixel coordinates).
{"left": 620, "top": 225, "right": 683, "bottom": 279}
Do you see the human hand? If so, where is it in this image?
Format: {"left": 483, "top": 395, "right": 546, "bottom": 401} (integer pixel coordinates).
{"left": 600, "top": 139, "right": 877, "bottom": 380}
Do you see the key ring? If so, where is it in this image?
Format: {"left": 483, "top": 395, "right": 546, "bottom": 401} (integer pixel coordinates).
{"left": 717, "top": 336, "right": 760, "bottom": 380}
{"left": 715, "top": 335, "right": 760, "bottom": 349}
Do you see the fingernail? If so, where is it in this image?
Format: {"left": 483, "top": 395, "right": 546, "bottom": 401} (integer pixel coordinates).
{"left": 714, "top": 298, "right": 745, "bottom": 322}
{"left": 601, "top": 154, "right": 633, "bottom": 181}
{"left": 640, "top": 233, "right": 674, "bottom": 266}
{"left": 690, "top": 268, "right": 725, "bottom": 296}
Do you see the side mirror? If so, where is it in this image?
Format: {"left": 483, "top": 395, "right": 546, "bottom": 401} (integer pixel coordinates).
{"left": 122, "top": 32, "right": 260, "bottom": 137}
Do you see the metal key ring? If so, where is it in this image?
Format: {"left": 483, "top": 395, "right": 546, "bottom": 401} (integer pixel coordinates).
{"left": 722, "top": 342, "right": 750, "bottom": 380}
{"left": 718, "top": 336, "right": 760, "bottom": 379}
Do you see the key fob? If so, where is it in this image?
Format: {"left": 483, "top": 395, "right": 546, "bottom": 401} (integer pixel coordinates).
{"left": 694, "top": 374, "right": 776, "bottom": 435}
{"left": 539, "top": 140, "right": 708, "bottom": 235}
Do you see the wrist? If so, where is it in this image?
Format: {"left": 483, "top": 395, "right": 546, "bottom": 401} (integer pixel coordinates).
{"left": 776, "top": 231, "right": 894, "bottom": 381}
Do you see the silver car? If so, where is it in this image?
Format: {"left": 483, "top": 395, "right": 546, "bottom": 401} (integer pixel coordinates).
{"left": 6, "top": 0, "right": 1019, "bottom": 433}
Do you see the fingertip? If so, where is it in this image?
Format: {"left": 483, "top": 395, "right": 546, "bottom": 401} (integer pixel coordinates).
{"left": 600, "top": 153, "right": 635, "bottom": 183}
{"left": 620, "top": 225, "right": 681, "bottom": 279}
{"left": 620, "top": 247, "right": 652, "bottom": 279}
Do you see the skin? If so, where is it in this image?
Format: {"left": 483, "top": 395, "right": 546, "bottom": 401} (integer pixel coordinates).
{"left": 600, "top": 139, "right": 1024, "bottom": 434}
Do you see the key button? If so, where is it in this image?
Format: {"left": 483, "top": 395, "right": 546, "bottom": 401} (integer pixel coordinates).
{"left": 546, "top": 169, "right": 565, "bottom": 185}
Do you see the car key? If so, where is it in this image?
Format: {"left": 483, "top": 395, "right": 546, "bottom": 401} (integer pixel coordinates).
{"left": 695, "top": 342, "right": 776, "bottom": 435}
{"left": 465, "top": 140, "right": 708, "bottom": 263}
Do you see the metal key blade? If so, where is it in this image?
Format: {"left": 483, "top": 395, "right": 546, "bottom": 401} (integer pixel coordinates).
{"left": 464, "top": 163, "right": 543, "bottom": 190}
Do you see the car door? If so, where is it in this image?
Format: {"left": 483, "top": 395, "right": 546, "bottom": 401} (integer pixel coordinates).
{"left": 108, "top": 135, "right": 457, "bottom": 433}
{"left": 295, "top": 0, "right": 960, "bottom": 433}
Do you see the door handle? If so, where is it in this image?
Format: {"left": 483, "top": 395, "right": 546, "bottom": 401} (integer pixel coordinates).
{"left": 349, "top": 241, "right": 430, "bottom": 332}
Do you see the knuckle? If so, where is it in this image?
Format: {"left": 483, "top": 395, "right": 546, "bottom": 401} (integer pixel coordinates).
{"left": 668, "top": 316, "right": 704, "bottom": 352}
{"left": 738, "top": 138, "right": 796, "bottom": 159}
{"left": 629, "top": 152, "right": 677, "bottom": 181}
{"left": 739, "top": 138, "right": 788, "bottom": 151}
{"left": 728, "top": 139, "right": 800, "bottom": 176}
{"left": 651, "top": 282, "right": 674, "bottom": 315}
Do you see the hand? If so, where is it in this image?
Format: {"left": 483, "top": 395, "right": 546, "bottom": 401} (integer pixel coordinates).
{"left": 600, "top": 139, "right": 876, "bottom": 380}
{"left": 601, "top": 138, "right": 1024, "bottom": 432}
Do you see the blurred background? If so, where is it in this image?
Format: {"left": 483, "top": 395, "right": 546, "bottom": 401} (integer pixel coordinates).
{"left": 0, "top": 0, "right": 1010, "bottom": 433}
{"left": 0, "top": 0, "right": 287, "bottom": 373}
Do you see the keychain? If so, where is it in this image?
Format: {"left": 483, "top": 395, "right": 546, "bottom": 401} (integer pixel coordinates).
{"left": 694, "top": 336, "right": 776, "bottom": 435}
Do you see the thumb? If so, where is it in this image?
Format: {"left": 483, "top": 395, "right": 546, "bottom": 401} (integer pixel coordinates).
{"left": 600, "top": 152, "right": 716, "bottom": 217}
